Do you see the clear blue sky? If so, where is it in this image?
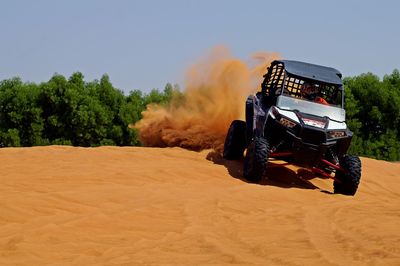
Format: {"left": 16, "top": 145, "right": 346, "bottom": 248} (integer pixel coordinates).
{"left": 1, "top": 0, "right": 399, "bottom": 93}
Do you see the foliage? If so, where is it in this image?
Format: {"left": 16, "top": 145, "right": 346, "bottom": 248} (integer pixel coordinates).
{"left": 1, "top": 70, "right": 399, "bottom": 161}
{"left": 0, "top": 73, "right": 181, "bottom": 147}
{"left": 344, "top": 70, "right": 400, "bottom": 161}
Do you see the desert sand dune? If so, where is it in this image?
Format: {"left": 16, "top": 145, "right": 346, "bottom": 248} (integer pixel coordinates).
{"left": 0, "top": 146, "right": 399, "bottom": 265}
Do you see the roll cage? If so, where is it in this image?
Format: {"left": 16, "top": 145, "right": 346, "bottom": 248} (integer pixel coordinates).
{"left": 261, "top": 60, "right": 344, "bottom": 107}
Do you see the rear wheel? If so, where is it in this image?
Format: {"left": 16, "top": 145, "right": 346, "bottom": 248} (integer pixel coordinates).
{"left": 243, "top": 137, "right": 269, "bottom": 183}
{"left": 334, "top": 155, "right": 361, "bottom": 196}
{"left": 223, "top": 120, "right": 246, "bottom": 160}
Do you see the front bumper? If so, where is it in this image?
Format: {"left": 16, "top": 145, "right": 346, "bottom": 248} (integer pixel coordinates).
{"left": 286, "top": 130, "right": 333, "bottom": 166}
{"left": 265, "top": 119, "right": 352, "bottom": 167}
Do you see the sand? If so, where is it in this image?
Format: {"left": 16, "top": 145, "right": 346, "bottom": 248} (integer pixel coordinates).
{"left": 0, "top": 146, "right": 399, "bottom": 265}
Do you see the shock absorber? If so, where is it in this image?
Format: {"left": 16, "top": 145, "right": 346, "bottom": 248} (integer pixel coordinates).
{"left": 270, "top": 140, "right": 285, "bottom": 154}
{"left": 328, "top": 147, "right": 339, "bottom": 165}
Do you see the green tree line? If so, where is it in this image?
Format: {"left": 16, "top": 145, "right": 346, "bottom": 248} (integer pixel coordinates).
{"left": 345, "top": 69, "right": 400, "bottom": 161}
{"left": 0, "top": 72, "right": 179, "bottom": 147}
{"left": 1, "top": 70, "right": 399, "bottom": 161}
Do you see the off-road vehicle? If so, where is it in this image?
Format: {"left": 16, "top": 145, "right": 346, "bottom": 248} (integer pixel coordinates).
{"left": 223, "top": 60, "right": 361, "bottom": 196}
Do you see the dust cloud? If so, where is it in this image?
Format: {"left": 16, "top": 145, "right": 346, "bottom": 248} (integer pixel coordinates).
{"left": 134, "top": 46, "right": 280, "bottom": 152}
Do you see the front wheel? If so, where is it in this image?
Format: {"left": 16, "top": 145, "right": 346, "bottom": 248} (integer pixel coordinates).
{"left": 243, "top": 137, "right": 269, "bottom": 183}
{"left": 334, "top": 155, "right": 362, "bottom": 196}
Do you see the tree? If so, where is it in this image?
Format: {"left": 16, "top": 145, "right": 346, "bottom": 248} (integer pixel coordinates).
{"left": 344, "top": 70, "right": 400, "bottom": 161}
{"left": 0, "top": 78, "right": 44, "bottom": 146}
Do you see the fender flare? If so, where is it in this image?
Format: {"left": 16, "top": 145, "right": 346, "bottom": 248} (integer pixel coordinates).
{"left": 246, "top": 95, "right": 268, "bottom": 142}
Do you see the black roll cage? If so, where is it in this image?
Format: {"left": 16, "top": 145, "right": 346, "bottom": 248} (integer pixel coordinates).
{"left": 261, "top": 61, "right": 344, "bottom": 107}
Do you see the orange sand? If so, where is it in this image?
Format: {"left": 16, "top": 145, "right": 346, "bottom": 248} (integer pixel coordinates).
{"left": 0, "top": 146, "right": 399, "bottom": 265}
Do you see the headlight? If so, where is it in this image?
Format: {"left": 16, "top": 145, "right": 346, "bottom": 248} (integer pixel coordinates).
{"left": 328, "top": 130, "right": 346, "bottom": 138}
{"left": 279, "top": 117, "right": 296, "bottom": 128}
{"left": 270, "top": 107, "right": 298, "bottom": 128}
{"left": 302, "top": 118, "right": 326, "bottom": 129}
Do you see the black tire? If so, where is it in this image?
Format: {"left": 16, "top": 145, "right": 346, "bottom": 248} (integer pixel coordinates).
{"left": 334, "top": 155, "right": 362, "bottom": 196}
{"left": 243, "top": 137, "right": 269, "bottom": 183}
{"left": 223, "top": 120, "right": 247, "bottom": 160}
{"left": 245, "top": 96, "right": 254, "bottom": 146}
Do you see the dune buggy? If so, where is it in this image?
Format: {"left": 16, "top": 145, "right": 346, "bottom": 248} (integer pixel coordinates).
{"left": 223, "top": 60, "right": 361, "bottom": 196}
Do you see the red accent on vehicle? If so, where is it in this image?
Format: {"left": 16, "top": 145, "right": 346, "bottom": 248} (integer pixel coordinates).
{"left": 321, "top": 159, "right": 346, "bottom": 172}
{"left": 270, "top": 152, "right": 293, "bottom": 157}
{"left": 312, "top": 167, "right": 331, "bottom": 178}
{"left": 312, "top": 167, "right": 341, "bottom": 183}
